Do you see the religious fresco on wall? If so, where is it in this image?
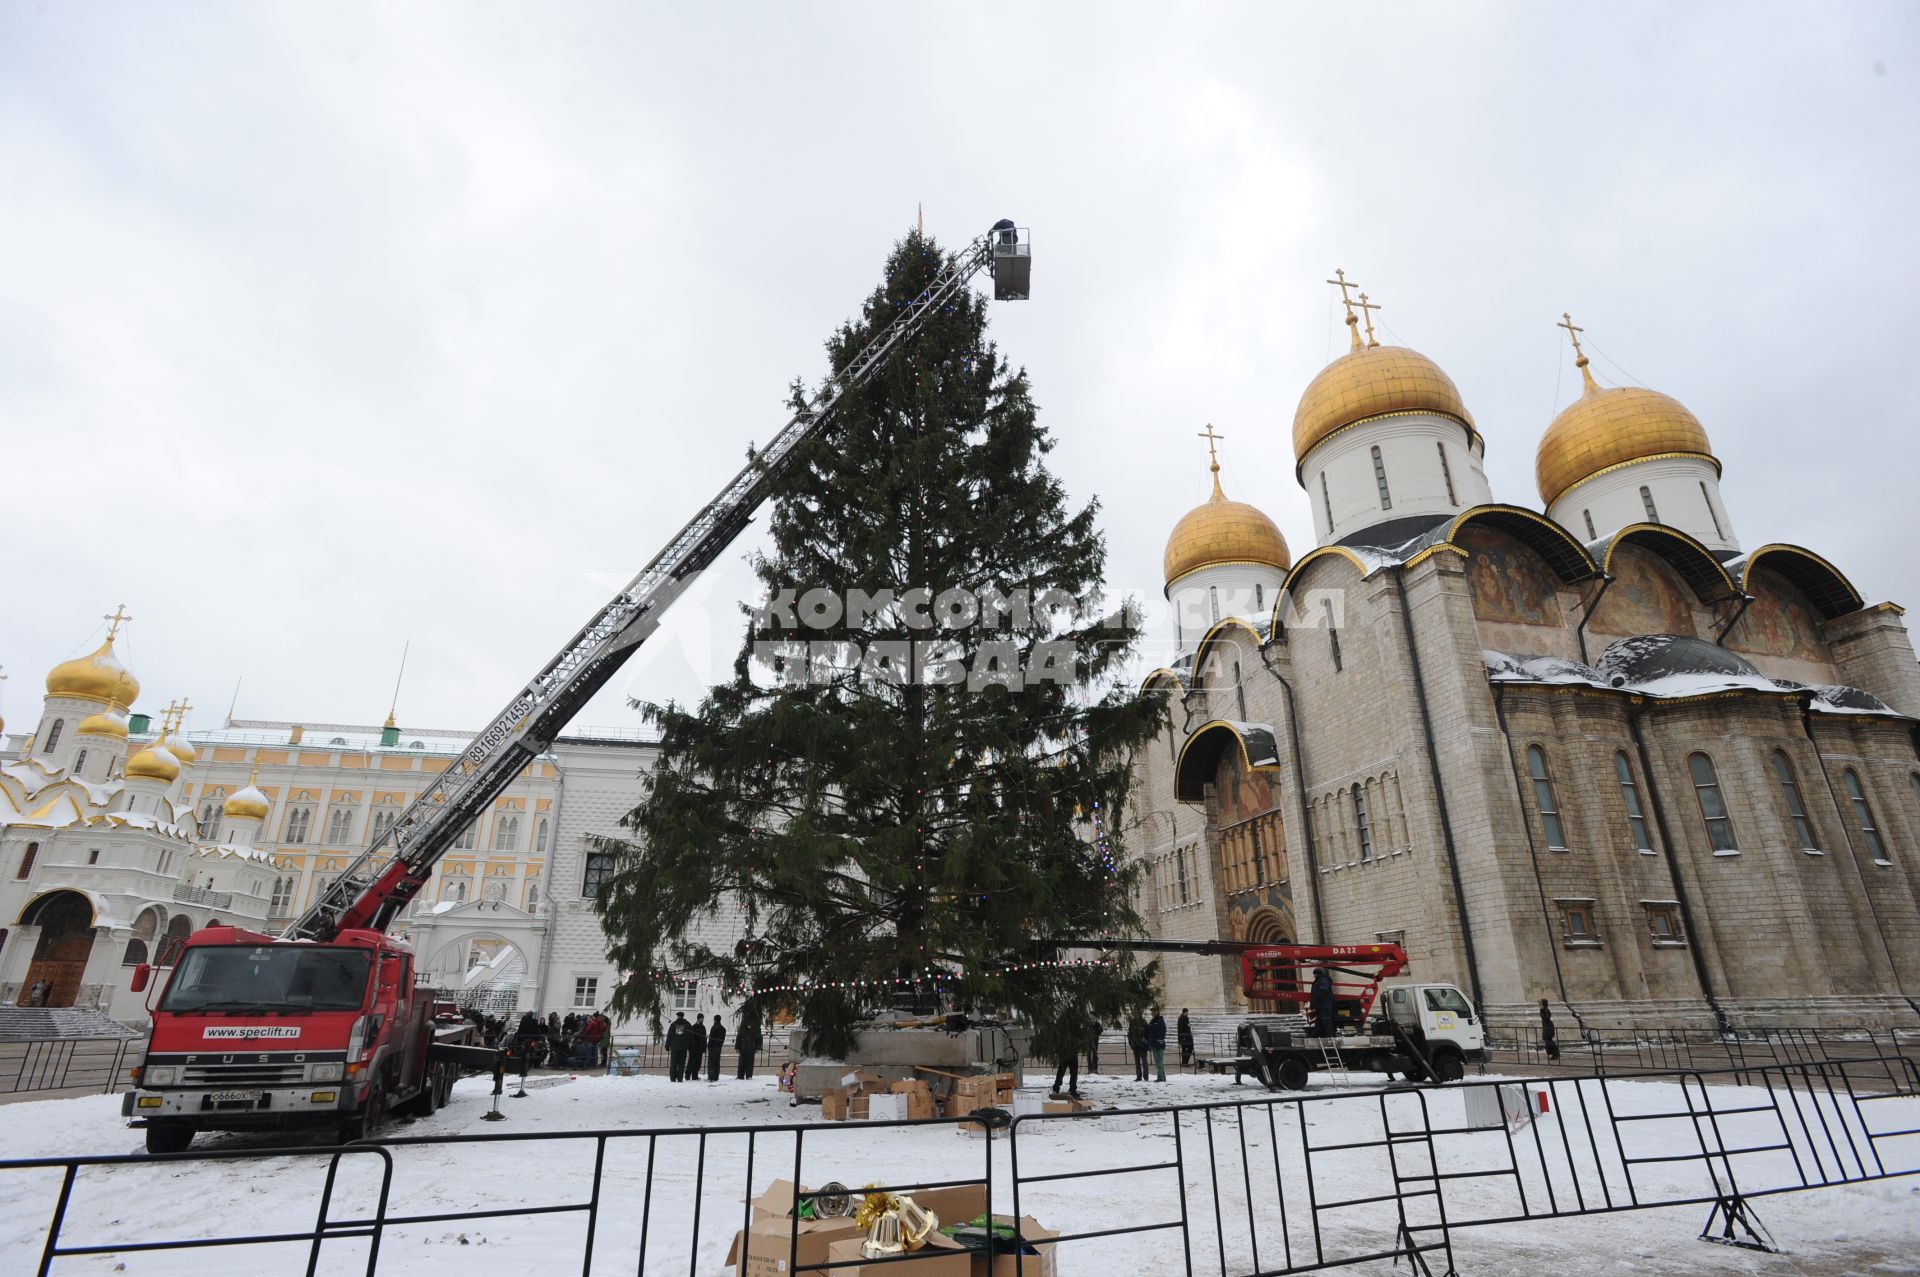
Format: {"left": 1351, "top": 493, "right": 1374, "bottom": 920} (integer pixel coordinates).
{"left": 1728, "top": 568, "right": 1832, "bottom": 662}
{"left": 1459, "top": 526, "right": 1564, "bottom": 628}
{"left": 1589, "top": 544, "right": 1697, "bottom": 638}
{"left": 1213, "top": 749, "right": 1280, "bottom": 827}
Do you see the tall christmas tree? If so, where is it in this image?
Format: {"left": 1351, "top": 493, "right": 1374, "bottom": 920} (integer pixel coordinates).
{"left": 594, "top": 230, "right": 1163, "bottom": 1056}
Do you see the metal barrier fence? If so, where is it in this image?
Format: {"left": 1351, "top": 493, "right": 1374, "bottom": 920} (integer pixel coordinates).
{"left": 1486, "top": 1023, "right": 1920, "bottom": 1078}
{"left": 3, "top": 1056, "right": 1916, "bottom": 1276}
{"left": 1, "top": 1039, "right": 141, "bottom": 1097}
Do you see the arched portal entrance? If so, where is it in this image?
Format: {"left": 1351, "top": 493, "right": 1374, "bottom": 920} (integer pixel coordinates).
{"left": 1243, "top": 905, "right": 1297, "bottom": 1013}
{"left": 18, "top": 891, "right": 97, "bottom": 1007}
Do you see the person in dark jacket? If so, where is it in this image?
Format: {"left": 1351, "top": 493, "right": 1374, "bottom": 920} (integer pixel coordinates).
{"left": 1540, "top": 999, "right": 1560, "bottom": 1062}
{"left": 1146, "top": 1010, "right": 1169, "bottom": 1082}
{"left": 706, "top": 1016, "right": 727, "bottom": 1081}
{"left": 1176, "top": 1009, "right": 1195, "bottom": 1068}
{"left": 1127, "top": 1015, "right": 1149, "bottom": 1081}
{"left": 666, "top": 1011, "right": 692, "bottom": 1081}
{"left": 1309, "top": 969, "right": 1336, "bottom": 1038}
{"left": 1052, "top": 1012, "right": 1083, "bottom": 1098}
{"left": 735, "top": 1017, "right": 763, "bottom": 1079}
{"left": 1085, "top": 1022, "right": 1101, "bottom": 1074}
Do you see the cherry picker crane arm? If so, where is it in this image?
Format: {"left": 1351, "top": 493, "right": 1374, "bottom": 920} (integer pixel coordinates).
{"left": 287, "top": 221, "right": 1032, "bottom": 942}
{"left": 1043, "top": 937, "right": 1408, "bottom": 1021}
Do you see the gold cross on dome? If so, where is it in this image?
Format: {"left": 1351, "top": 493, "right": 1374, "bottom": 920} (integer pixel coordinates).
{"left": 1197, "top": 422, "right": 1225, "bottom": 472}
{"left": 172, "top": 697, "right": 193, "bottom": 732}
{"left": 1356, "top": 292, "right": 1382, "bottom": 348}
{"left": 1327, "top": 269, "right": 1364, "bottom": 350}
{"left": 1558, "top": 312, "right": 1599, "bottom": 393}
{"left": 103, "top": 604, "right": 132, "bottom": 639}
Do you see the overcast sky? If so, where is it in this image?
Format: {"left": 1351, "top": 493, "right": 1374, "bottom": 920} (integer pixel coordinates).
{"left": 3, "top": 2, "right": 1916, "bottom": 739}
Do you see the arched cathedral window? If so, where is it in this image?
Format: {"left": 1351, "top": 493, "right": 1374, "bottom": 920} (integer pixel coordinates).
{"left": 1841, "top": 770, "right": 1889, "bottom": 865}
{"left": 1526, "top": 746, "right": 1568, "bottom": 850}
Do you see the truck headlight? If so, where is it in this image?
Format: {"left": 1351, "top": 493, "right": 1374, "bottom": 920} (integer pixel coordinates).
{"left": 308, "top": 1062, "right": 343, "bottom": 1082}
{"left": 143, "top": 1066, "right": 180, "bottom": 1086}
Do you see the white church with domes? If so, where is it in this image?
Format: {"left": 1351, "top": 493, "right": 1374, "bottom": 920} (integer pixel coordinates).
{"left": 0, "top": 619, "right": 276, "bottom": 1025}
{"left": 1129, "top": 278, "right": 1920, "bottom": 1031}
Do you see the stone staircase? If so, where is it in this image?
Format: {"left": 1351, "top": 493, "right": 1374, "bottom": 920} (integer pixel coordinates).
{"left": 0, "top": 1006, "right": 143, "bottom": 1044}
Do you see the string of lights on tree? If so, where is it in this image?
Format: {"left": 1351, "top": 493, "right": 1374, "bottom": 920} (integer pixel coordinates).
{"left": 625, "top": 957, "right": 1117, "bottom": 998}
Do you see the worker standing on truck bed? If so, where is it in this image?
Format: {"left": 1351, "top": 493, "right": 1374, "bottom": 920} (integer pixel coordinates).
{"left": 1309, "top": 969, "right": 1336, "bottom": 1038}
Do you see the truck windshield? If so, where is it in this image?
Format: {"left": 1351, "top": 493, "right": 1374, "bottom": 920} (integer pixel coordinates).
{"left": 1423, "top": 987, "right": 1472, "bottom": 1015}
{"left": 159, "top": 946, "right": 372, "bottom": 1012}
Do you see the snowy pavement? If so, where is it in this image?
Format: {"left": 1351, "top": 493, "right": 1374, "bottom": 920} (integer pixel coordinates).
{"left": 1, "top": 1069, "right": 1915, "bottom": 1275}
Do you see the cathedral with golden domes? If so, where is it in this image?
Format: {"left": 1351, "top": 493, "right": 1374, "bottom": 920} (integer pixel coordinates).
{"left": 0, "top": 615, "right": 279, "bottom": 1022}
{"left": 1128, "top": 278, "right": 1920, "bottom": 1031}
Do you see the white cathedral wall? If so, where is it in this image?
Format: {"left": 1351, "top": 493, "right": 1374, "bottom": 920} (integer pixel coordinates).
{"left": 1549, "top": 455, "right": 1738, "bottom": 552}
{"left": 1301, "top": 416, "right": 1492, "bottom": 546}
{"left": 1166, "top": 563, "right": 1286, "bottom": 657}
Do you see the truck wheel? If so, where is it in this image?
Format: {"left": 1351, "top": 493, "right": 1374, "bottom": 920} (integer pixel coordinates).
{"left": 1431, "top": 1051, "right": 1465, "bottom": 1083}
{"left": 145, "top": 1124, "right": 194, "bottom": 1155}
{"left": 1275, "top": 1057, "right": 1310, "bottom": 1091}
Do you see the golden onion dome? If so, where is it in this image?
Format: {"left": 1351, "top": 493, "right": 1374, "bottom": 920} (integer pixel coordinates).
{"left": 1164, "top": 468, "right": 1291, "bottom": 588}
{"left": 224, "top": 783, "right": 271, "bottom": 820}
{"left": 161, "top": 732, "right": 197, "bottom": 764}
{"left": 45, "top": 637, "right": 140, "bottom": 706}
{"left": 1536, "top": 343, "right": 1717, "bottom": 508}
{"left": 125, "top": 746, "right": 182, "bottom": 783}
{"left": 1293, "top": 344, "right": 1475, "bottom": 465}
{"left": 76, "top": 710, "right": 129, "bottom": 739}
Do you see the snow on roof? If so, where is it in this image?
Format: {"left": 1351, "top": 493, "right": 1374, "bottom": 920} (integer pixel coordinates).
{"left": 1482, "top": 648, "right": 1906, "bottom": 718}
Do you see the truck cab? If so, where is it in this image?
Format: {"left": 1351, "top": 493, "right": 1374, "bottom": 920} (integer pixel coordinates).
{"left": 1380, "top": 982, "right": 1487, "bottom": 1074}
{"left": 122, "top": 926, "right": 469, "bottom": 1153}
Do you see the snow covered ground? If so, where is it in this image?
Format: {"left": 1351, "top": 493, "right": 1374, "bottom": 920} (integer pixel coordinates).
{"left": 1, "top": 1068, "right": 1915, "bottom": 1275}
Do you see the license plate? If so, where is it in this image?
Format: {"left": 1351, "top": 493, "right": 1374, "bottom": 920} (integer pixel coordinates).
{"left": 209, "top": 1090, "right": 264, "bottom": 1102}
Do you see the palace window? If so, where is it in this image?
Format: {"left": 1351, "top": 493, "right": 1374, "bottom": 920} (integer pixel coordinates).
{"left": 1557, "top": 900, "right": 1599, "bottom": 946}
{"left": 198, "top": 792, "right": 225, "bottom": 841}
{"left": 1353, "top": 784, "right": 1374, "bottom": 862}
{"left": 73, "top": 749, "right": 88, "bottom": 777}
{"left": 582, "top": 851, "right": 614, "bottom": 897}
{"left": 283, "top": 806, "right": 312, "bottom": 843}
{"left": 325, "top": 806, "right": 355, "bottom": 843}
{"left": 454, "top": 822, "right": 477, "bottom": 850}
{"left": 1688, "top": 753, "right": 1738, "bottom": 853}
{"left": 1841, "top": 770, "right": 1890, "bottom": 864}
{"left": 19, "top": 840, "right": 40, "bottom": 877}
{"left": 370, "top": 803, "right": 400, "bottom": 839}
{"left": 1323, "top": 599, "right": 1343, "bottom": 672}
{"left": 1371, "top": 446, "right": 1393, "bottom": 510}
{"left": 1527, "top": 746, "right": 1569, "bottom": 850}
{"left": 535, "top": 818, "right": 550, "bottom": 854}
{"left": 1699, "top": 481, "right": 1726, "bottom": 540}
{"left": 1320, "top": 472, "right": 1334, "bottom": 530}
{"left": 526, "top": 883, "right": 540, "bottom": 912}
{"left": 493, "top": 814, "right": 521, "bottom": 852}
{"left": 1437, "top": 442, "right": 1458, "bottom": 506}
{"left": 1255, "top": 582, "right": 1264, "bottom": 612}
{"left": 1176, "top": 845, "right": 1191, "bottom": 905}
{"left": 1771, "top": 751, "right": 1818, "bottom": 852}
{"left": 1583, "top": 509, "right": 1597, "bottom": 540}
{"left": 42, "top": 721, "right": 63, "bottom": 755}
{"left": 1640, "top": 485, "right": 1660, "bottom": 523}
{"left": 268, "top": 877, "right": 294, "bottom": 917}
{"left": 673, "top": 981, "right": 698, "bottom": 1012}
{"left": 573, "top": 976, "right": 599, "bottom": 1009}
{"left": 1613, "top": 752, "right": 1652, "bottom": 851}
{"left": 1645, "top": 903, "right": 1685, "bottom": 946}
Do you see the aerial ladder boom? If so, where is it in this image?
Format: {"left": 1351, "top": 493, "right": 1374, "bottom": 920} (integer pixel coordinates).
{"left": 287, "top": 222, "right": 1032, "bottom": 941}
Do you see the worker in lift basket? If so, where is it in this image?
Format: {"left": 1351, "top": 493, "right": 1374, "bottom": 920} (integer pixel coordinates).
{"left": 1309, "top": 969, "right": 1336, "bottom": 1038}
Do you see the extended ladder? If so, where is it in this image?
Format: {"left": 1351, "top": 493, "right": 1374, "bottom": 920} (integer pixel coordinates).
{"left": 286, "top": 223, "right": 1031, "bottom": 941}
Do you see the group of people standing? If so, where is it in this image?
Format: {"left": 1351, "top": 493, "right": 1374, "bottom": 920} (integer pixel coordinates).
{"left": 664, "top": 1011, "right": 762, "bottom": 1082}
{"left": 1052, "top": 1008, "right": 1200, "bottom": 1095}
{"left": 502, "top": 1008, "right": 612, "bottom": 1069}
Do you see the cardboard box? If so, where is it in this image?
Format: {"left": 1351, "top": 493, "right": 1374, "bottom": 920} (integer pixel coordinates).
{"left": 821, "top": 1089, "right": 871, "bottom": 1121}
{"left": 826, "top": 1233, "right": 972, "bottom": 1277}
{"left": 727, "top": 1180, "right": 864, "bottom": 1277}
{"left": 906, "top": 1090, "right": 936, "bottom": 1121}
{"left": 868, "top": 1092, "right": 908, "bottom": 1122}
{"left": 1041, "top": 1098, "right": 1092, "bottom": 1115}
{"left": 887, "top": 1184, "right": 1060, "bottom": 1277}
